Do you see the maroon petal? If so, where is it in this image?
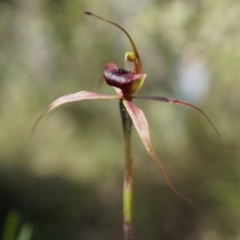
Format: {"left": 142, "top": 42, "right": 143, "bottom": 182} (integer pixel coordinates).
{"left": 104, "top": 63, "right": 143, "bottom": 89}
{"left": 123, "top": 99, "right": 192, "bottom": 203}
{"left": 31, "top": 91, "right": 120, "bottom": 136}
{"left": 133, "top": 95, "right": 219, "bottom": 138}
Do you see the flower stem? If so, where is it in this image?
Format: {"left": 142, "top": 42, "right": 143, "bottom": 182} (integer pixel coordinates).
{"left": 120, "top": 99, "right": 133, "bottom": 240}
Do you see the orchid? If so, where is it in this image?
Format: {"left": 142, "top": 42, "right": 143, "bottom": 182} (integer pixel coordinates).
{"left": 32, "top": 12, "right": 219, "bottom": 240}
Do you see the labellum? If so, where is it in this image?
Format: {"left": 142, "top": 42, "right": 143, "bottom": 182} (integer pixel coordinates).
{"left": 104, "top": 63, "right": 144, "bottom": 95}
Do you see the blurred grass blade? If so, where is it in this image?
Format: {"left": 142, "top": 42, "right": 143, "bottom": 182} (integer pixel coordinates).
{"left": 2, "top": 210, "right": 19, "bottom": 240}
{"left": 17, "top": 223, "right": 33, "bottom": 240}
{"left": 31, "top": 91, "right": 120, "bottom": 136}
{"left": 123, "top": 99, "right": 192, "bottom": 204}
{"left": 133, "top": 95, "right": 219, "bottom": 138}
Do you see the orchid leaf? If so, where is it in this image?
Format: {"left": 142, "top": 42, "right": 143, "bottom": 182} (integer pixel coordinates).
{"left": 31, "top": 91, "right": 120, "bottom": 137}
{"left": 123, "top": 99, "right": 192, "bottom": 204}
{"left": 133, "top": 95, "right": 219, "bottom": 138}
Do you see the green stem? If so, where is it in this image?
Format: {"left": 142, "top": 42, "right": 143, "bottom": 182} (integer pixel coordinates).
{"left": 120, "top": 99, "right": 133, "bottom": 240}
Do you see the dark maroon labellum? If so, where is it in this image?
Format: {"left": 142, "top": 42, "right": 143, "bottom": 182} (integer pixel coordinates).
{"left": 103, "top": 63, "right": 142, "bottom": 89}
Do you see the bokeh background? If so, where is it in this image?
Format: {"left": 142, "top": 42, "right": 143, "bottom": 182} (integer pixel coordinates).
{"left": 0, "top": 0, "right": 240, "bottom": 239}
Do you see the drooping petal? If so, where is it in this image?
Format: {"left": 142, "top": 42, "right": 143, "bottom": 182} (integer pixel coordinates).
{"left": 133, "top": 95, "right": 219, "bottom": 138}
{"left": 123, "top": 99, "right": 192, "bottom": 203}
{"left": 31, "top": 91, "right": 120, "bottom": 137}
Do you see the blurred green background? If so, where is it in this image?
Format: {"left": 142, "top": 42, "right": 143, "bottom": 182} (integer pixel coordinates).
{"left": 0, "top": 0, "right": 240, "bottom": 239}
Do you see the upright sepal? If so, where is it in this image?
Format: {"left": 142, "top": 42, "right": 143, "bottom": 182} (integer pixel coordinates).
{"left": 85, "top": 11, "right": 142, "bottom": 74}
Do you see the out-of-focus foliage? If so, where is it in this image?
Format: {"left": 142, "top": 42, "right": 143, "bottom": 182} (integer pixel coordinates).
{"left": 2, "top": 210, "right": 33, "bottom": 240}
{"left": 0, "top": 0, "right": 240, "bottom": 239}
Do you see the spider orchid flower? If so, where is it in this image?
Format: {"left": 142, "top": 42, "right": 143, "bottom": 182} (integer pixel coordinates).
{"left": 32, "top": 12, "right": 219, "bottom": 240}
